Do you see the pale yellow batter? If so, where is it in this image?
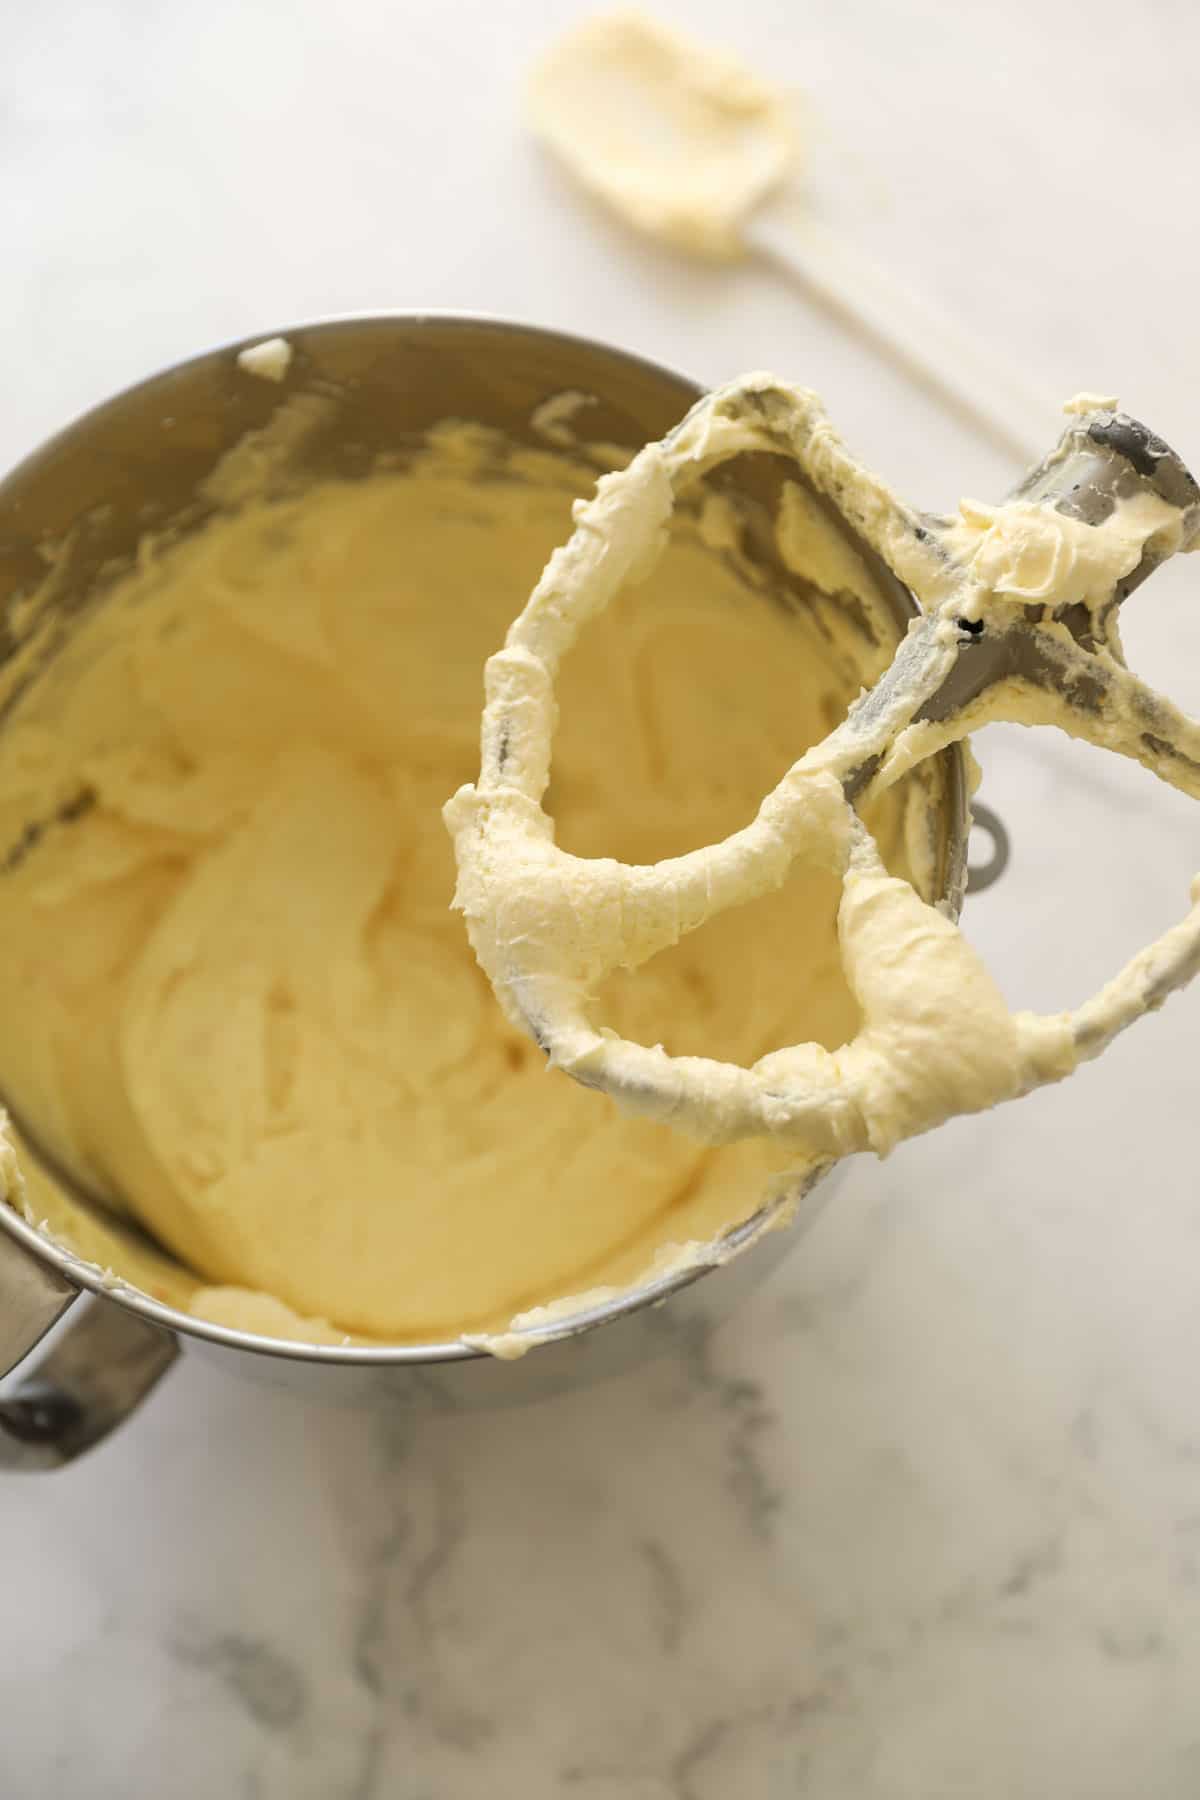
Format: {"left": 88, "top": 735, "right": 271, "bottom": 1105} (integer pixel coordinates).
{"left": 449, "top": 376, "right": 1200, "bottom": 1177}
{"left": 527, "top": 10, "right": 796, "bottom": 259}
{"left": 0, "top": 418, "right": 920, "bottom": 1342}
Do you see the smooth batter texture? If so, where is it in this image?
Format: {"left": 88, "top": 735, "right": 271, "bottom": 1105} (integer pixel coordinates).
{"left": 448, "top": 377, "right": 1200, "bottom": 1175}
{"left": 0, "top": 415, "right": 917, "bottom": 1343}
{"left": 527, "top": 10, "right": 796, "bottom": 259}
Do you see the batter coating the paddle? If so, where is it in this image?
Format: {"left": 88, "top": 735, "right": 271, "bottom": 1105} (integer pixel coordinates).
{"left": 446, "top": 377, "right": 1200, "bottom": 1165}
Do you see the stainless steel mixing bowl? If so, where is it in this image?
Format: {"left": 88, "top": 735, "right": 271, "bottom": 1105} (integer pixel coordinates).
{"left": 0, "top": 314, "right": 971, "bottom": 1468}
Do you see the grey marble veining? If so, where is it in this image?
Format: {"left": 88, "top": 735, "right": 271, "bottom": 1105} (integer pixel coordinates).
{"left": 4, "top": 0, "right": 1200, "bottom": 1793}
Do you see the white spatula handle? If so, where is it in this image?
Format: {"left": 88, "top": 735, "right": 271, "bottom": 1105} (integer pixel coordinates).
{"left": 746, "top": 210, "right": 1046, "bottom": 468}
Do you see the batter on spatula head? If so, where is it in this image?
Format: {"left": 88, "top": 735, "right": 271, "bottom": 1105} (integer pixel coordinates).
{"left": 445, "top": 375, "right": 1200, "bottom": 1170}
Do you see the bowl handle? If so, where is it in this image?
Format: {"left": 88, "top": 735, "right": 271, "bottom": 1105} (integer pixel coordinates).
{"left": 0, "top": 1229, "right": 178, "bottom": 1470}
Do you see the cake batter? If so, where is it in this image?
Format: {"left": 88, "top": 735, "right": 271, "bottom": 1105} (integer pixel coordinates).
{"left": 448, "top": 376, "right": 1200, "bottom": 1172}
{"left": 0, "top": 417, "right": 921, "bottom": 1341}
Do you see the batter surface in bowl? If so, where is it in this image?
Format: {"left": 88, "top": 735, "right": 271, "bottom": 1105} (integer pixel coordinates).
{"left": 0, "top": 417, "right": 923, "bottom": 1342}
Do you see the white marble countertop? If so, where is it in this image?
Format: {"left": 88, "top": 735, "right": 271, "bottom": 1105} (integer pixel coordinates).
{"left": 3, "top": 1, "right": 1200, "bottom": 1793}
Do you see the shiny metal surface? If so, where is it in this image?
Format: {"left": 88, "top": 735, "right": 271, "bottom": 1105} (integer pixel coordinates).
{"left": 912, "top": 408, "right": 1200, "bottom": 732}
{"left": 0, "top": 1224, "right": 76, "bottom": 1380}
{"left": 0, "top": 1297, "right": 178, "bottom": 1472}
{"left": 0, "top": 314, "right": 972, "bottom": 1461}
